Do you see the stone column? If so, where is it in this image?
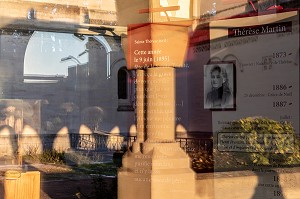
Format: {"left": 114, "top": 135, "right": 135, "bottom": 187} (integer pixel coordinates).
{"left": 117, "top": 6, "right": 195, "bottom": 199}
{"left": 132, "top": 69, "right": 145, "bottom": 153}
{"left": 118, "top": 66, "right": 195, "bottom": 199}
{"left": 145, "top": 67, "right": 175, "bottom": 143}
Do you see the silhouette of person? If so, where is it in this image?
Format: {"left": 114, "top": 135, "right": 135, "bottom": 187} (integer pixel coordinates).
{"left": 252, "top": 170, "right": 285, "bottom": 199}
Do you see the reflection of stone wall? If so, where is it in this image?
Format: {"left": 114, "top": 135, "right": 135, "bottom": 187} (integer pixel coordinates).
{"left": 87, "top": 37, "right": 135, "bottom": 134}
{"left": 0, "top": 1, "right": 117, "bottom": 25}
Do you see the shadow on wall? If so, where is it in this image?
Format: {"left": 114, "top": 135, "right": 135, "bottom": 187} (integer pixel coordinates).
{"left": 0, "top": 125, "right": 17, "bottom": 157}
{"left": 252, "top": 169, "right": 285, "bottom": 199}
{"left": 0, "top": 179, "right": 3, "bottom": 199}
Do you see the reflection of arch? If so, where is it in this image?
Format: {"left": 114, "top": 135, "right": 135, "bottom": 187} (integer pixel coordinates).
{"left": 208, "top": 54, "right": 242, "bottom": 72}
{"left": 92, "top": 36, "right": 113, "bottom": 78}
{"left": 222, "top": 54, "right": 242, "bottom": 72}
{"left": 207, "top": 56, "right": 221, "bottom": 64}
{"left": 111, "top": 58, "right": 126, "bottom": 71}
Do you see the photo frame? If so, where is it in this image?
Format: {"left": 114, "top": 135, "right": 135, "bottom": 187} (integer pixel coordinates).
{"left": 204, "top": 61, "right": 236, "bottom": 110}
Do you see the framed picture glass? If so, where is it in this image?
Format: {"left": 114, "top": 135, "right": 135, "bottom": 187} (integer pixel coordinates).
{"left": 204, "top": 62, "right": 236, "bottom": 110}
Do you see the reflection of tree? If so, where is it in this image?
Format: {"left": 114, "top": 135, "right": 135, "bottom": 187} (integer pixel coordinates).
{"left": 60, "top": 102, "right": 79, "bottom": 126}
{"left": 82, "top": 106, "right": 104, "bottom": 131}
{"left": 0, "top": 101, "right": 28, "bottom": 134}
{"left": 60, "top": 102, "right": 79, "bottom": 113}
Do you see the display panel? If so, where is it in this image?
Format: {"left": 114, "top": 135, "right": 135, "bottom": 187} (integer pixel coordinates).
{"left": 210, "top": 11, "right": 299, "bottom": 134}
{"left": 209, "top": 11, "right": 300, "bottom": 199}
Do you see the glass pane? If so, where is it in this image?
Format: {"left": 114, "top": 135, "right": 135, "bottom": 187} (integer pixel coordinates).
{"left": 0, "top": 1, "right": 299, "bottom": 199}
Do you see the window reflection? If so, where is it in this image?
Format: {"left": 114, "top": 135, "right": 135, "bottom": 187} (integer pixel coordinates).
{"left": 160, "top": 0, "right": 191, "bottom": 18}
{"left": 0, "top": 1, "right": 299, "bottom": 187}
{"left": 24, "top": 31, "right": 88, "bottom": 76}
{"left": 118, "top": 68, "right": 128, "bottom": 99}
{"left": 0, "top": 28, "right": 134, "bottom": 143}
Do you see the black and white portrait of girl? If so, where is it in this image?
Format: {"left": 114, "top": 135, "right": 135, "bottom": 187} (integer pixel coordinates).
{"left": 204, "top": 63, "right": 235, "bottom": 109}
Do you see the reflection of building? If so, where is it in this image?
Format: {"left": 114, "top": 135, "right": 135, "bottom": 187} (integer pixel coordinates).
{"left": 0, "top": 31, "right": 135, "bottom": 136}
{"left": 0, "top": 1, "right": 299, "bottom": 140}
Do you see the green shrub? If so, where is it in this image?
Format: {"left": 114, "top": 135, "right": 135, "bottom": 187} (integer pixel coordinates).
{"left": 190, "top": 151, "right": 214, "bottom": 172}
{"left": 223, "top": 117, "right": 300, "bottom": 166}
{"left": 39, "top": 149, "right": 65, "bottom": 164}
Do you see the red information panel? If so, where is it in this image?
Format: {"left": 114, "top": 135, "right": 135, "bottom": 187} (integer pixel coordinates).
{"left": 126, "top": 22, "right": 190, "bottom": 70}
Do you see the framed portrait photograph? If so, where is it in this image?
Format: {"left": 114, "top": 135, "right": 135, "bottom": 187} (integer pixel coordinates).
{"left": 204, "top": 62, "right": 236, "bottom": 110}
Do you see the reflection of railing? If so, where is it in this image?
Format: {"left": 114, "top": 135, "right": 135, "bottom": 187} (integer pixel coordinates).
{"left": 176, "top": 137, "right": 213, "bottom": 154}
{"left": 0, "top": 133, "right": 214, "bottom": 155}
{"left": 70, "top": 133, "right": 136, "bottom": 151}
{"left": 69, "top": 133, "right": 213, "bottom": 154}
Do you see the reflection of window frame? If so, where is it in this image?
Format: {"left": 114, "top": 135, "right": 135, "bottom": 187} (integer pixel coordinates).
{"left": 27, "top": 8, "right": 36, "bottom": 20}
{"left": 118, "top": 68, "right": 128, "bottom": 99}
{"left": 117, "top": 67, "right": 134, "bottom": 111}
{"left": 152, "top": 0, "right": 192, "bottom": 21}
